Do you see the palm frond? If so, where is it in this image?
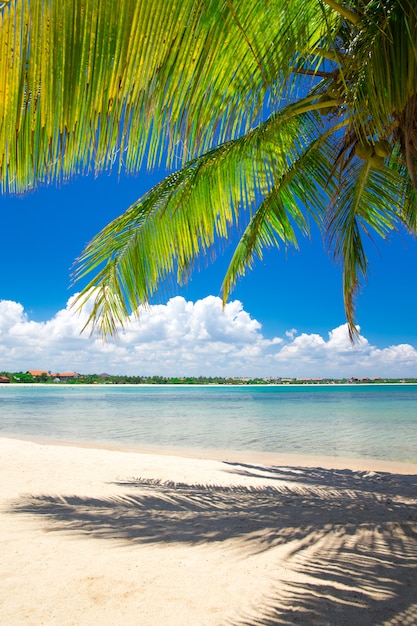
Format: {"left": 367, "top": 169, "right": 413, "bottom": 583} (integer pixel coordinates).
{"left": 221, "top": 133, "right": 337, "bottom": 300}
{"left": 2, "top": 0, "right": 417, "bottom": 343}
{"left": 0, "top": 0, "right": 341, "bottom": 193}
{"left": 72, "top": 104, "right": 337, "bottom": 337}
{"left": 326, "top": 158, "right": 407, "bottom": 337}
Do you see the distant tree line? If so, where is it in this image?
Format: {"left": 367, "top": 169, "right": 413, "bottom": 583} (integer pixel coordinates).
{"left": 1, "top": 372, "right": 417, "bottom": 385}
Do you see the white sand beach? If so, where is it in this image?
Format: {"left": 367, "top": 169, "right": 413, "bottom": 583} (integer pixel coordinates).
{"left": 1, "top": 436, "right": 416, "bottom": 625}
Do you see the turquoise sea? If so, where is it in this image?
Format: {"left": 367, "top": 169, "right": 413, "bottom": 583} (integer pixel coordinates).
{"left": 0, "top": 384, "right": 416, "bottom": 463}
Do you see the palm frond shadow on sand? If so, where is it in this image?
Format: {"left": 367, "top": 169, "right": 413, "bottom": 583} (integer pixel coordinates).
{"left": 11, "top": 462, "right": 417, "bottom": 625}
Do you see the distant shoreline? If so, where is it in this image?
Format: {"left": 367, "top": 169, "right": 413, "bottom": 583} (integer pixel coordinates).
{"left": 2, "top": 381, "right": 417, "bottom": 387}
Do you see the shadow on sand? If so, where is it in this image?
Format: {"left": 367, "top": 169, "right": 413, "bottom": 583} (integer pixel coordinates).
{"left": 11, "top": 462, "right": 417, "bottom": 625}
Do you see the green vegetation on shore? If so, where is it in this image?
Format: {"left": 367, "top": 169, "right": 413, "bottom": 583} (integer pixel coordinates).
{"left": 1, "top": 372, "right": 416, "bottom": 386}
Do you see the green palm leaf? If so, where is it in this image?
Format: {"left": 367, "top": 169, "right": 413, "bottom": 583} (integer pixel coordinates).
{"left": 73, "top": 105, "right": 338, "bottom": 336}
{"left": 326, "top": 158, "right": 408, "bottom": 336}
{"left": 0, "top": 0, "right": 340, "bottom": 191}
{"left": 221, "top": 133, "right": 337, "bottom": 299}
{"left": 2, "top": 0, "right": 417, "bottom": 339}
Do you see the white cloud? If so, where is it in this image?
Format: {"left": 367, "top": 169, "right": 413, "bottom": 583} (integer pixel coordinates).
{"left": 0, "top": 300, "right": 27, "bottom": 332}
{"left": 0, "top": 295, "right": 416, "bottom": 378}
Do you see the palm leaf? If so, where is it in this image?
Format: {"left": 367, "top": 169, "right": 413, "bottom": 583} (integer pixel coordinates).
{"left": 0, "top": 0, "right": 340, "bottom": 192}
{"left": 221, "top": 133, "right": 337, "bottom": 299}
{"left": 326, "top": 158, "right": 407, "bottom": 337}
{"left": 2, "top": 0, "right": 417, "bottom": 341}
{"left": 73, "top": 104, "right": 339, "bottom": 336}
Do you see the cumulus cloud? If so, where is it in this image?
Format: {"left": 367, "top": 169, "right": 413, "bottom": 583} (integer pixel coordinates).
{"left": 0, "top": 295, "right": 416, "bottom": 378}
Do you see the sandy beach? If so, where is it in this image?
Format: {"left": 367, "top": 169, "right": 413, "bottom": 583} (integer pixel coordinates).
{"left": 1, "top": 437, "right": 416, "bottom": 625}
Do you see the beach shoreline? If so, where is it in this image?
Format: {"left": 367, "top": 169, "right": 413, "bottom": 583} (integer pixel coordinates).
{"left": 1, "top": 436, "right": 416, "bottom": 625}
{"left": 2, "top": 432, "right": 417, "bottom": 475}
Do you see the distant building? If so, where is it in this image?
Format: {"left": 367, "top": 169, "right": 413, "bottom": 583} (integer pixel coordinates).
{"left": 27, "top": 370, "right": 79, "bottom": 382}
{"left": 0, "top": 376, "right": 10, "bottom": 383}
{"left": 56, "top": 372, "right": 79, "bottom": 382}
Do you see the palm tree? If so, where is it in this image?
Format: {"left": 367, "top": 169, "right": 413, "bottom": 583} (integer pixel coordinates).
{"left": 1, "top": 0, "right": 416, "bottom": 337}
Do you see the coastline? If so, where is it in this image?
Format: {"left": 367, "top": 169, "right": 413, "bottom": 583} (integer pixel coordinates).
{"left": 2, "top": 381, "right": 417, "bottom": 387}
{"left": 1, "top": 436, "right": 416, "bottom": 624}
{"left": 2, "top": 433, "right": 417, "bottom": 475}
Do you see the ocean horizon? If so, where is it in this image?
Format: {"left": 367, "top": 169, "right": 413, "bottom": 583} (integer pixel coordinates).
{"left": 1, "top": 383, "right": 416, "bottom": 463}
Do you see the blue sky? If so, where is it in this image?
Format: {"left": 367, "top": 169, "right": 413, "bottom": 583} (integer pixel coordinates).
{"left": 1, "top": 168, "right": 417, "bottom": 377}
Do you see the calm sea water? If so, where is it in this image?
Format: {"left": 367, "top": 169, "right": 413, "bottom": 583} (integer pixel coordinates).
{"left": 0, "top": 384, "right": 416, "bottom": 462}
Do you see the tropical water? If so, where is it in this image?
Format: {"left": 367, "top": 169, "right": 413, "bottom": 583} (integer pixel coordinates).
{"left": 0, "top": 384, "right": 416, "bottom": 463}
